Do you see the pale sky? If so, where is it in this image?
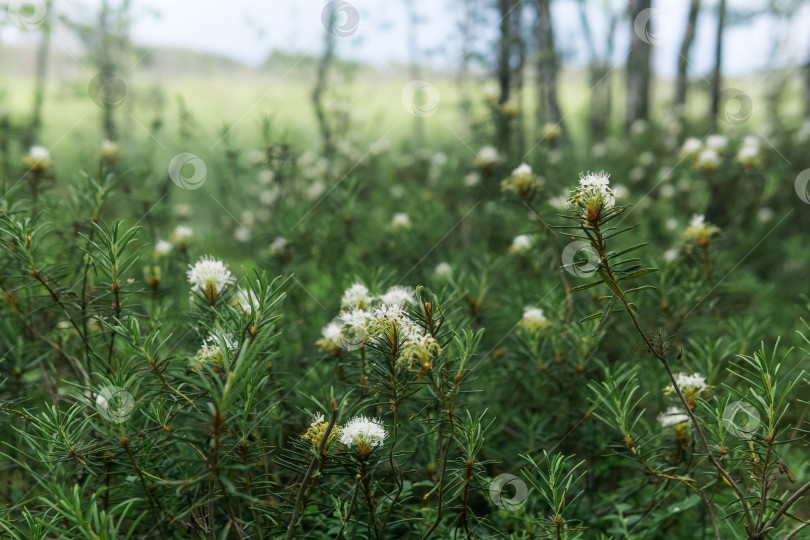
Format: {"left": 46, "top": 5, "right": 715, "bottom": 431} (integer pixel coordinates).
{"left": 3, "top": 0, "right": 810, "bottom": 78}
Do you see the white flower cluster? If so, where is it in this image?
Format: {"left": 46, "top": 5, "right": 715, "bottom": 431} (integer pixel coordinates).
{"left": 682, "top": 214, "right": 720, "bottom": 247}
{"left": 192, "top": 333, "right": 238, "bottom": 369}
{"left": 473, "top": 146, "right": 500, "bottom": 168}
{"left": 571, "top": 171, "right": 616, "bottom": 212}
{"left": 187, "top": 256, "right": 236, "bottom": 296}
{"left": 340, "top": 415, "right": 387, "bottom": 453}
{"left": 519, "top": 306, "right": 549, "bottom": 334}
{"left": 501, "top": 163, "right": 543, "bottom": 196}
{"left": 372, "top": 304, "right": 441, "bottom": 367}
{"left": 320, "top": 283, "right": 437, "bottom": 366}
{"left": 391, "top": 212, "right": 412, "bottom": 230}
{"left": 508, "top": 234, "right": 532, "bottom": 255}
{"left": 341, "top": 283, "right": 374, "bottom": 310}
{"left": 234, "top": 287, "right": 260, "bottom": 315}
{"left": 673, "top": 372, "right": 707, "bottom": 392}
{"left": 735, "top": 135, "right": 761, "bottom": 169}
{"left": 657, "top": 407, "right": 689, "bottom": 428}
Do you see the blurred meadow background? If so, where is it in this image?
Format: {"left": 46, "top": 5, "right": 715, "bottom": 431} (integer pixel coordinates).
{"left": 1, "top": 1, "right": 810, "bottom": 539}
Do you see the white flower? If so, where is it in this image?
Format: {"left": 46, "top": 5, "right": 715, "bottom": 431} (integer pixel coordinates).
{"left": 519, "top": 306, "right": 549, "bottom": 333}
{"left": 391, "top": 212, "right": 412, "bottom": 230}
{"left": 378, "top": 285, "right": 415, "bottom": 306}
{"left": 474, "top": 146, "right": 500, "bottom": 167}
{"left": 259, "top": 186, "right": 280, "bottom": 206}
{"left": 680, "top": 137, "right": 702, "bottom": 158}
{"left": 695, "top": 149, "right": 720, "bottom": 171}
{"left": 639, "top": 151, "right": 655, "bottom": 167}
{"left": 657, "top": 407, "right": 689, "bottom": 428}
{"left": 629, "top": 166, "right": 645, "bottom": 183}
{"left": 735, "top": 144, "right": 760, "bottom": 168}
{"left": 154, "top": 240, "right": 173, "bottom": 257}
{"left": 674, "top": 372, "right": 707, "bottom": 392}
{"left": 663, "top": 247, "right": 680, "bottom": 262}
{"left": 756, "top": 207, "right": 774, "bottom": 224}
{"left": 235, "top": 287, "right": 260, "bottom": 315}
{"left": 689, "top": 214, "right": 705, "bottom": 228}
{"left": 195, "top": 333, "right": 238, "bottom": 365}
{"left": 319, "top": 321, "right": 343, "bottom": 350}
{"left": 742, "top": 135, "right": 760, "bottom": 148}
{"left": 508, "top": 234, "right": 532, "bottom": 255}
{"left": 660, "top": 184, "right": 675, "bottom": 199}
{"left": 29, "top": 145, "right": 50, "bottom": 160}
{"left": 464, "top": 172, "right": 481, "bottom": 187}
{"left": 341, "top": 283, "right": 373, "bottom": 310}
{"left": 187, "top": 256, "right": 236, "bottom": 295}
{"left": 435, "top": 262, "right": 453, "bottom": 279}
{"left": 311, "top": 412, "right": 325, "bottom": 427}
{"left": 234, "top": 226, "right": 251, "bottom": 243}
{"left": 573, "top": 171, "right": 616, "bottom": 210}
{"left": 269, "top": 236, "right": 288, "bottom": 255}
{"left": 665, "top": 218, "right": 679, "bottom": 231}
{"left": 630, "top": 119, "right": 647, "bottom": 136}
{"left": 101, "top": 139, "right": 118, "bottom": 158}
{"left": 258, "top": 169, "right": 275, "bottom": 185}
{"left": 705, "top": 134, "right": 728, "bottom": 151}
{"left": 340, "top": 415, "right": 387, "bottom": 452}
{"left": 172, "top": 225, "right": 193, "bottom": 245}
{"left": 549, "top": 192, "right": 570, "bottom": 210}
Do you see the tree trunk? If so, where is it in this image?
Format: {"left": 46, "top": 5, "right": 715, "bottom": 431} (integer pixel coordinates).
{"left": 99, "top": 0, "right": 117, "bottom": 142}
{"left": 709, "top": 0, "right": 727, "bottom": 130}
{"left": 312, "top": 4, "right": 336, "bottom": 156}
{"left": 674, "top": 0, "right": 701, "bottom": 110}
{"left": 457, "top": 0, "right": 476, "bottom": 126}
{"left": 23, "top": 5, "right": 52, "bottom": 149}
{"left": 625, "top": 0, "right": 652, "bottom": 131}
{"left": 805, "top": 51, "right": 810, "bottom": 120}
{"left": 510, "top": 2, "right": 526, "bottom": 157}
{"left": 535, "top": 0, "right": 564, "bottom": 132}
{"left": 496, "top": 0, "right": 512, "bottom": 152}
{"left": 577, "top": 1, "right": 614, "bottom": 142}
